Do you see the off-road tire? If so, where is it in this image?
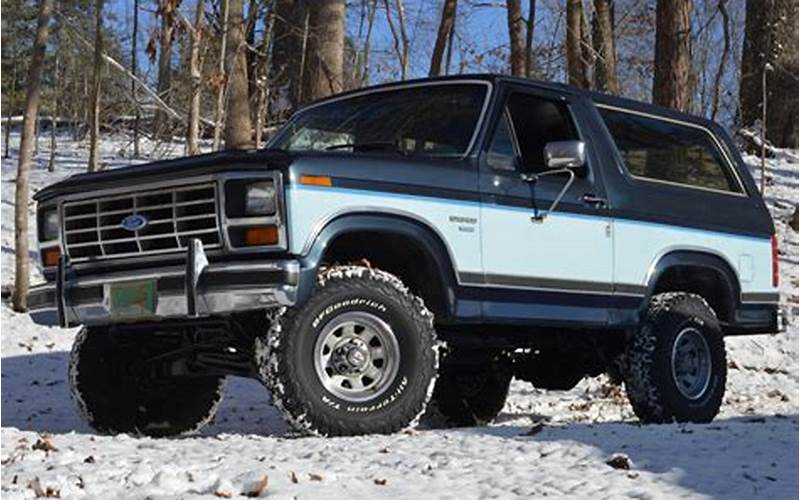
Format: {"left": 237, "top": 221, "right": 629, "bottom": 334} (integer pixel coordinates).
{"left": 426, "top": 361, "right": 512, "bottom": 427}
{"left": 624, "top": 292, "right": 727, "bottom": 423}
{"left": 259, "top": 265, "right": 438, "bottom": 436}
{"left": 69, "top": 326, "right": 224, "bottom": 437}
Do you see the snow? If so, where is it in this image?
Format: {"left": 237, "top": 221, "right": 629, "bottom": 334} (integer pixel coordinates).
{"left": 1, "top": 132, "right": 798, "bottom": 499}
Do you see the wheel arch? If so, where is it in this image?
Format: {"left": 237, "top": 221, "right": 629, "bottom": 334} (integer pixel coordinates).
{"left": 297, "top": 212, "right": 460, "bottom": 321}
{"left": 643, "top": 250, "right": 741, "bottom": 322}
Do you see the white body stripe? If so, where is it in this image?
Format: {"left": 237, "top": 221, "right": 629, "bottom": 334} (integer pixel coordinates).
{"left": 480, "top": 205, "right": 613, "bottom": 286}
{"left": 287, "top": 185, "right": 776, "bottom": 298}
{"left": 287, "top": 185, "right": 482, "bottom": 275}
{"left": 613, "top": 219, "right": 774, "bottom": 296}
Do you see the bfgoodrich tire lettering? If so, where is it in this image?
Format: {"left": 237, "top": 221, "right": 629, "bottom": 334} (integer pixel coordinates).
{"left": 69, "top": 327, "right": 224, "bottom": 437}
{"left": 262, "top": 265, "right": 438, "bottom": 436}
{"left": 624, "top": 292, "right": 727, "bottom": 423}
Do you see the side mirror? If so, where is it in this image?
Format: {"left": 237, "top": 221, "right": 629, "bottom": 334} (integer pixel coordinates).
{"left": 544, "top": 140, "right": 586, "bottom": 169}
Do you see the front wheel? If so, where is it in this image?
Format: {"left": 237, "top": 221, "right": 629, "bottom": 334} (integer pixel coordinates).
{"left": 69, "top": 327, "right": 224, "bottom": 437}
{"left": 260, "top": 265, "right": 438, "bottom": 436}
{"left": 624, "top": 292, "right": 727, "bottom": 423}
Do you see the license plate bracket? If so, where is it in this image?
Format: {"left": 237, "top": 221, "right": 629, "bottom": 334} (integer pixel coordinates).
{"left": 107, "top": 280, "right": 157, "bottom": 319}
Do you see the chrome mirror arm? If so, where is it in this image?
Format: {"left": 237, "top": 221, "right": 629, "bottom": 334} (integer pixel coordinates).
{"left": 520, "top": 168, "right": 576, "bottom": 223}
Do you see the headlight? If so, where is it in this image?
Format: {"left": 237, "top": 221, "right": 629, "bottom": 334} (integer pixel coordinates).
{"left": 245, "top": 181, "right": 276, "bottom": 215}
{"left": 39, "top": 207, "right": 59, "bottom": 241}
{"left": 225, "top": 179, "right": 277, "bottom": 217}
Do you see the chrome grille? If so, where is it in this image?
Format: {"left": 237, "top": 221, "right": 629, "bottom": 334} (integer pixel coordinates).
{"left": 62, "top": 183, "right": 221, "bottom": 261}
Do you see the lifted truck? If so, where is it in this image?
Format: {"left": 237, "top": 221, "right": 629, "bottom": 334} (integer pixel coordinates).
{"left": 27, "top": 75, "right": 784, "bottom": 437}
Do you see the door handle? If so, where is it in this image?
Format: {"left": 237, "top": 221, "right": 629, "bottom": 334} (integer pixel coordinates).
{"left": 581, "top": 193, "right": 607, "bottom": 208}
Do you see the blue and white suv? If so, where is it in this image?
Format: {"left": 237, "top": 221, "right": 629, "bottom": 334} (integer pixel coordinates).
{"left": 28, "top": 75, "right": 783, "bottom": 436}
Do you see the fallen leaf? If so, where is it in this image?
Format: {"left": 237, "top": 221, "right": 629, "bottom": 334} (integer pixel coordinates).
{"left": 242, "top": 474, "right": 269, "bottom": 497}
{"left": 290, "top": 471, "right": 298, "bottom": 484}
{"left": 522, "top": 422, "right": 545, "bottom": 436}
{"left": 374, "top": 478, "right": 387, "bottom": 485}
{"left": 83, "top": 456, "right": 95, "bottom": 464}
{"left": 308, "top": 473, "right": 323, "bottom": 481}
{"left": 606, "top": 453, "right": 632, "bottom": 470}
{"left": 32, "top": 436, "right": 57, "bottom": 453}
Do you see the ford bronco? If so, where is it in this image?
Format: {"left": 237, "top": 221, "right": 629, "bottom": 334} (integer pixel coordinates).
{"left": 27, "top": 75, "right": 784, "bottom": 437}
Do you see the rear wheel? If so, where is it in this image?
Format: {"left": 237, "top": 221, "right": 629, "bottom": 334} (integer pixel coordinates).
{"left": 426, "top": 361, "right": 512, "bottom": 427}
{"left": 69, "top": 327, "right": 224, "bottom": 437}
{"left": 624, "top": 292, "right": 726, "bottom": 423}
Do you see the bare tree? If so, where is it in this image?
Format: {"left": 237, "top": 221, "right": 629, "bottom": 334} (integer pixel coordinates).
{"left": 652, "top": 0, "right": 693, "bottom": 112}
{"left": 430, "top": 0, "right": 457, "bottom": 77}
{"left": 740, "top": 0, "right": 798, "bottom": 147}
{"left": 187, "top": 0, "right": 204, "bottom": 155}
{"left": 710, "top": 0, "right": 729, "bottom": 119}
{"left": 154, "top": 0, "right": 179, "bottom": 135}
{"left": 566, "top": 0, "right": 589, "bottom": 88}
{"left": 87, "top": 0, "right": 103, "bottom": 171}
{"left": 301, "top": 0, "right": 345, "bottom": 102}
{"left": 212, "top": 0, "right": 229, "bottom": 150}
{"left": 224, "top": 0, "right": 254, "bottom": 148}
{"left": 591, "top": 0, "right": 619, "bottom": 94}
{"left": 13, "top": 0, "right": 52, "bottom": 312}
{"left": 524, "top": 0, "right": 536, "bottom": 78}
{"left": 506, "top": 0, "right": 525, "bottom": 77}
{"left": 254, "top": 5, "right": 276, "bottom": 147}
{"left": 384, "top": 0, "right": 410, "bottom": 80}
{"left": 131, "top": 0, "right": 140, "bottom": 157}
{"left": 353, "top": 0, "right": 378, "bottom": 85}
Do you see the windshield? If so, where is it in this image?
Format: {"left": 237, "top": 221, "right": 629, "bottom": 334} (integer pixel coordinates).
{"left": 269, "top": 83, "right": 489, "bottom": 157}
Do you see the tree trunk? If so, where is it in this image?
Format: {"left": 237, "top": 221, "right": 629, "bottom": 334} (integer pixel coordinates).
{"left": 652, "top": 0, "right": 693, "bottom": 112}
{"left": 524, "top": 0, "right": 536, "bottom": 78}
{"left": 4, "top": 56, "right": 17, "bottom": 159}
{"left": 740, "top": 0, "right": 798, "bottom": 147}
{"left": 254, "top": 6, "right": 276, "bottom": 147}
{"left": 270, "top": 0, "right": 307, "bottom": 120}
{"left": 591, "top": 0, "right": 619, "bottom": 94}
{"left": 48, "top": 50, "right": 59, "bottom": 172}
{"left": 710, "top": 0, "right": 729, "bottom": 120}
{"left": 155, "top": 0, "right": 177, "bottom": 136}
{"left": 506, "top": 0, "right": 525, "bottom": 77}
{"left": 301, "top": 0, "right": 345, "bottom": 103}
{"left": 187, "top": 0, "right": 204, "bottom": 155}
{"left": 357, "top": 0, "right": 377, "bottom": 85}
{"left": 131, "top": 0, "right": 140, "bottom": 157}
{"left": 213, "top": 0, "right": 230, "bottom": 150}
{"left": 13, "top": 0, "right": 52, "bottom": 312}
{"left": 566, "top": 0, "right": 589, "bottom": 88}
{"left": 224, "top": 0, "right": 254, "bottom": 148}
{"left": 87, "top": 0, "right": 103, "bottom": 171}
{"left": 429, "top": 0, "right": 457, "bottom": 77}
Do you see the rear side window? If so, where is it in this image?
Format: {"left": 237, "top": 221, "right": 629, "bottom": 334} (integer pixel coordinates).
{"left": 598, "top": 107, "right": 742, "bottom": 194}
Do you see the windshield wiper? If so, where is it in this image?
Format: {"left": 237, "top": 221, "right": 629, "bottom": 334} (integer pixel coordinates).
{"left": 324, "top": 141, "right": 406, "bottom": 155}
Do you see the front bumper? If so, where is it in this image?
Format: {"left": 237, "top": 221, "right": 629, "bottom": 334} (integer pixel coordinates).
{"left": 27, "top": 245, "right": 300, "bottom": 327}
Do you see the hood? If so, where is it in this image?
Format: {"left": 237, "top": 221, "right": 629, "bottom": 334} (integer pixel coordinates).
{"left": 34, "top": 149, "right": 292, "bottom": 202}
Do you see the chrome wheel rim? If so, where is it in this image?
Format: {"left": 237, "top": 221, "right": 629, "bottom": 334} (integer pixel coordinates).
{"left": 313, "top": 311, "right": 400, "bottom": 403}
{"left": 670, "top": 327, "right": 712, "bottom": 400}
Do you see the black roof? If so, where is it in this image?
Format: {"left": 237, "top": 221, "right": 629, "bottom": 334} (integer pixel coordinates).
{"left": 306, "top": 73, "right": 723, "bottom": 132}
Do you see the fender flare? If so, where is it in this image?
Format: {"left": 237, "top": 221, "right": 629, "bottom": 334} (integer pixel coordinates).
{"left": 295, "top": 212, "right": 460, "bottom": 314}
{"left": 642, "top": 250, "right": 741, "bottom": 317}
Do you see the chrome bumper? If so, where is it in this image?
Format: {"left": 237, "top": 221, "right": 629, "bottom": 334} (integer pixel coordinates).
{"left": 27, "top": 241, "right": 300, "bottom": 327}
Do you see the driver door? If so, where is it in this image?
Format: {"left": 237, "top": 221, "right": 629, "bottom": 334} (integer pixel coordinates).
{"left": 477, "top": 87, "right": 614, "bottom": 323}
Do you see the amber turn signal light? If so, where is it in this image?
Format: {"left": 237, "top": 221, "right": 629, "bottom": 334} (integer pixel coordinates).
{"left": 299, "top": 175, "right": 332, "bottom": 187}
{"left": 42, "top": 247, "right": 61, "bottom": 267}
{"left": 244, "top": 226, "right": 279, "bottom": 246}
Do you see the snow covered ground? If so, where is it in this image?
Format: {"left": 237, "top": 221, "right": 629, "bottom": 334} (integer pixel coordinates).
{"left": 1, "top": 133, "right": 797, "bottom": 499}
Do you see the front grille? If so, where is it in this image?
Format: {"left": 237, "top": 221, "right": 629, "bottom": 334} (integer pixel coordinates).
{"left": 62, "top": 183, "right": 222, "bottom": 262}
